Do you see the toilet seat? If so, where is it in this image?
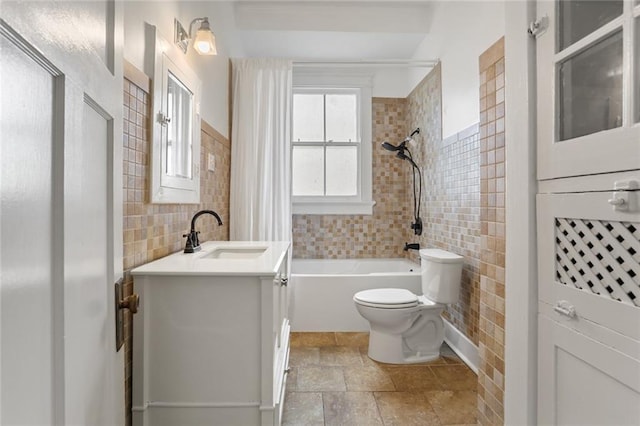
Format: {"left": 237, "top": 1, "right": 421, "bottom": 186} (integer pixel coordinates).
{"left": 354, "top": 288, "right": 423, "bottom": 309}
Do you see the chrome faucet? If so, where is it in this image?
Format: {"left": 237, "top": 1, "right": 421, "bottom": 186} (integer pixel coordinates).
{"left": 183, "top": 209, "right": 223, "bottom": 253}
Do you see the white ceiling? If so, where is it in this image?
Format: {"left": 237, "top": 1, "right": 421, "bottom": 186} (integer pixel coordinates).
{"left": 215, "top": 1, "right": 436, "bottom": 61}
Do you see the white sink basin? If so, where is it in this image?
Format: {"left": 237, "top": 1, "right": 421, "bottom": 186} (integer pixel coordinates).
{"left": 202, "top": 246, "right": 268, "bottom": 259}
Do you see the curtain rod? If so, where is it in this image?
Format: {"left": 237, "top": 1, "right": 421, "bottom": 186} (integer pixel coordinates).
{"left": 292, "top": 59, "right": 439, "bottom": 68}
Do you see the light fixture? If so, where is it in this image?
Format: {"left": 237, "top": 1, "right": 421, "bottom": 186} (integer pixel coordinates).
{"left": 174, "top": 17, "right": 217, "bottom": 56}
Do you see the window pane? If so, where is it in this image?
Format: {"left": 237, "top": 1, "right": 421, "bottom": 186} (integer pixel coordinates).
{"left": 166, "top": 71, "right": 193, "bottom": 178}
{"left": 292, "top": 146, "right": 324, "bottom": 195}
{"left": 293, "top": 94, "right": 324, "bottom": 142}
{"left": 326, "top": 94, "right": 358, "bottom": 142}
{"left": 558, "top": 0, "right": 623, "bottom": 51}
{"left": 636, "top": 17, "right": 640, "bottom": 123}
{"left": 558, "top": 31, "right": 623, "bottom": 141}
{"left": 326, "top": 146, "right": 358, "bottom": 196}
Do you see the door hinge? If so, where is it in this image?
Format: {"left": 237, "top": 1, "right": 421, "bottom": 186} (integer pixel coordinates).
{"left": 528, "top": 15, "right": 549, "bottom": 39}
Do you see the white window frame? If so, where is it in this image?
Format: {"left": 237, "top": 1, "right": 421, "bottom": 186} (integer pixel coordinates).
{"left": 150, "top": 29, "right": 202, "bottom": 204}
{"left": 291, "top": 71, "right": 373, "bottom": 215}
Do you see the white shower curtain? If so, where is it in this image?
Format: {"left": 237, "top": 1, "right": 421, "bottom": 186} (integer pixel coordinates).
{"left": 230, "top": 58, "right": 292, "bottom": 241}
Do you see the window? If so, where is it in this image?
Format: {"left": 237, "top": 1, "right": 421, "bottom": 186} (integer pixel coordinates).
{"left": 150, "top": 30, "right": 202, "bottom": 203}
{"left": 291, "top": 74, "right": 373, "bottom": 214}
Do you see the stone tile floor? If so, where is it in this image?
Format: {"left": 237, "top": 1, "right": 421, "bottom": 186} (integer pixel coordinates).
{"left": 283, "top": 332, "right": 477, "bottom": 426}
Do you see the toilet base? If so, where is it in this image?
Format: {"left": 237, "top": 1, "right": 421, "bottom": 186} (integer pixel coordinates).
{"left": 367, "top": 329, "right": 441, "bottom": 364}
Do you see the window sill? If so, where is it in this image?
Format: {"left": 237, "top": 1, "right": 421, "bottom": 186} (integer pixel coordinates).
{"left": 292, "top": 200, "right": 376, "bottom": 215}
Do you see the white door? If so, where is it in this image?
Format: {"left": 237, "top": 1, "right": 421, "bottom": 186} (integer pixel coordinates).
{"left": 1, "top": 2, "right": 124, "bottom": 424}
{"left": 535, "top": 0, "right": 640, "bottom": 423}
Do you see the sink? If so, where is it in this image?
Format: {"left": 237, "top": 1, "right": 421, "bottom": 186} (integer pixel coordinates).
{"left": 201, "top": 246, "right": 268, "bottom": 259}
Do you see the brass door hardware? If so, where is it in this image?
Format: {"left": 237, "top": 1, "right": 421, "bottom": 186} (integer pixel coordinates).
{"left": 115, "top": 279, "right": 140, "bottom": 352}
{"left": 119, "top": 293, "right": 140, "bottom": 314}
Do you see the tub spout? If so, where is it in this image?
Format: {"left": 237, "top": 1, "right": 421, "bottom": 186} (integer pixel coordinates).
{"left": 404, "top": 242, "right": 420, "bottom": 251}
{"left": 184, "top": 209, "right": 223, "bottom": 253}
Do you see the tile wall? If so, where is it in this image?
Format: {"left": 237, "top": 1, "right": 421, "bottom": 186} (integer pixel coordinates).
{"left": 405, "top": 63, "right": 482, "bottom": 345}
{"left": 292, "top": 64, "right": 482, "bottom": 346}
{"left": 477, "top": 37, "right": 506, "bottom": 425}
{"left": 121, "top": 63, "right": 231, "bottom": 425}
{"left": 292, "top": 97, "right": 411, "bottom": 259}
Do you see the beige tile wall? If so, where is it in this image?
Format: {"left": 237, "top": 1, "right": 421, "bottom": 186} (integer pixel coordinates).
{"left": 292, "top": 97, "right": 411, "bottom": 259}
{"left": 477, "top": 37, "right": 506, "bottom": 425}
{"left": 292, "top": 64, "right": 481, "bottom": 345}
{"left": 121, "top": 64, "right": 231, "bottom": 425}
{"left": 405, "top": 63, "right": 481, "bottom": 345}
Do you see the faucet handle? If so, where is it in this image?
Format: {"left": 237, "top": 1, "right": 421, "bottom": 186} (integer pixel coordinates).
{"left": 183, "top": 232, "right": 197, "bottom": 253}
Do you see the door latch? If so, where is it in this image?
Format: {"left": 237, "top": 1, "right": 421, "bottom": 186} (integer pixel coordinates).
{"left": 553, "top": 300, "right": 576, "bottom": 319}
{"left": 608, "top": 179, "right": 639, "bottom": 212}
{"left": 157, "top": 111, "right": 171, "bottom": 126}
{"left": 528, "top": 15, "right": 549, "bottom": 38}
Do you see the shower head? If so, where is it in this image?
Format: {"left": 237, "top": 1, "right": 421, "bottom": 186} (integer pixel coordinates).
{"left": 381, "top": 141, "right": 403, "bottom": 152}
{"left": 381, "top": 128, "right": 420, "bottom": 153}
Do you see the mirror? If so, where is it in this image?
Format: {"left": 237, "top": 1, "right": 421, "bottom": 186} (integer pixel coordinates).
{"left": 151, "top": 29, "right": 201, "bottom": 203}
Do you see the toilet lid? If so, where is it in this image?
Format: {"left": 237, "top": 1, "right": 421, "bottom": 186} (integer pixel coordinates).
{"left": 354, "top": 288, "right": 419, "bottom": 309}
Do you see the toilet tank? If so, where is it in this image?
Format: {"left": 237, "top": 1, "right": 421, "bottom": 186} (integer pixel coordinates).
{"left": 419, "top": 249, "right": 464, "bottom": 304}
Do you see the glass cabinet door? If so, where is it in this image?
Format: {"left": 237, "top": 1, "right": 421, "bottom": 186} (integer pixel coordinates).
{"left": 536, "top": 0, "right": 640, "bottom": 180}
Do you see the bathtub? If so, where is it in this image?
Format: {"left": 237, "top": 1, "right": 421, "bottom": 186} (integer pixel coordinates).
{"left": 289, "top": 258, "right": 421, "bottom": 331}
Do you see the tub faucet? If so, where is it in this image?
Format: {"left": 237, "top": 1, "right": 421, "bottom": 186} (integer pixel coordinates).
{"left": 404, "top": 242, "right": 420, "bottom": 251}
{"left": 184, "top": 209, "right": 223, "bottom": 253}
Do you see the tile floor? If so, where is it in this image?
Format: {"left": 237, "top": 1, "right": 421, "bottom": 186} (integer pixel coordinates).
{"left": 283, "top": 332, "right": 478, "bottom": 426}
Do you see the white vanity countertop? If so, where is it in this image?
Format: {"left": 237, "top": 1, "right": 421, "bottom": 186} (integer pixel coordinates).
{"left": 131, "top": 241, "right": 290, "bottom": 277}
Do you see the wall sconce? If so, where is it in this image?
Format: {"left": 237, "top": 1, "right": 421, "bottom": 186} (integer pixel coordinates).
{"left": 174, "top": 17, "right": 217, "bottom": 56}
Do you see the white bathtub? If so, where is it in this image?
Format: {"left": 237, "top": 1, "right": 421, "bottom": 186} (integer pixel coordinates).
{"left": 289, "top": 258, "right": 421, "bottom": 331}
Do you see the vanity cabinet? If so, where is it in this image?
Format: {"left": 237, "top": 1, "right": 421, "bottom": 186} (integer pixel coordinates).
{"left": 131, "top": 242, "right": 291, "bottom": 426}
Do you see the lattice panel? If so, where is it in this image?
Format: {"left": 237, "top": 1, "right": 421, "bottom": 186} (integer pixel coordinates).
{"left": 555, "top": 218, "right": 640, "bottom": 307}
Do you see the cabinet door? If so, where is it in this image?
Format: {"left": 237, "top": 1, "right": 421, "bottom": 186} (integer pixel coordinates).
{"left": 538, "top": 315, "right": 640, "bottom": 425}
{"left": 537, "top": 190, "right": 640, "bottom": 423}
{"left": 536, "top": 0, "right": 640, "bottom": 180}
{"left": 538, "top": 191, "right": 640, "bottom": 341}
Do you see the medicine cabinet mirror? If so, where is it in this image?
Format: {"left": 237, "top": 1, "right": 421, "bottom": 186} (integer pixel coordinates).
{"left": 150, "top": 29, "right": 201, "bottom": 203}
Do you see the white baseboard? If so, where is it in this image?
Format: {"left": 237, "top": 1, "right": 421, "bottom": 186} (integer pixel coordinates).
{"left": 443, "top": 318, "right": 479, "bottom": 374}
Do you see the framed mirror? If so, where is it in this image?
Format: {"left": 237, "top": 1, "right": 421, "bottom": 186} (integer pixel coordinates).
{"left": 150, "top": 29, "right": 201, "bottom": 203}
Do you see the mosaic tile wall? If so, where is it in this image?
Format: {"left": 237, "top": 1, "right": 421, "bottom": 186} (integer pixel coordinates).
{"left": 121, "top": 66, "right": 230, "bottom": 425}
{"left": 405, "top": 63, "right": 481, "bottom": 345}
{"left": 292, "top": 98, "right": 411, "bottom": 259}
{"left": 477, "top": 37, "right": 506, "bottom": 425}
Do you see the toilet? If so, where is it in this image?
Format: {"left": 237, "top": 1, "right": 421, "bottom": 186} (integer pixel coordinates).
{"left": 353, "top": 248, "right": 463, "bottom": 364}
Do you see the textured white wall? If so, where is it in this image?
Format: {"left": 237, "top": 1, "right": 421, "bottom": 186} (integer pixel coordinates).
{"left": 123, "top": 1, "right": 230, "bottom": 137}
{"left": 410, "top": 1, "right": 505, "bottom": 138}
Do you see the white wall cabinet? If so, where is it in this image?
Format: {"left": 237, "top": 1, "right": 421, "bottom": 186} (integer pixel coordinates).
{"left": 536, "top": 1, "right": 640, "bottom": 423}
{"left": 131, "top": 242, "right": 290, "bottom": 426}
